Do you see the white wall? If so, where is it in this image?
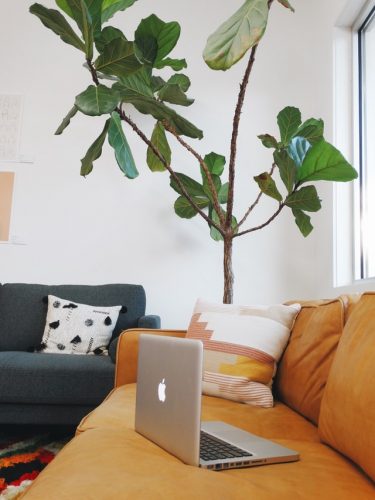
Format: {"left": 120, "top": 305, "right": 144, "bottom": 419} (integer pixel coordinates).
{"left": 0, "top": 0, "right": 352, "bottom": 327}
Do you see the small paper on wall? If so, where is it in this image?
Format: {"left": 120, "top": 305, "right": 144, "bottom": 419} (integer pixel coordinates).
{"left": 0, "top": 95, "right": 22, "bottom": 161}
{"left": 0, "top": 172, "right": 15, "bottom": 241}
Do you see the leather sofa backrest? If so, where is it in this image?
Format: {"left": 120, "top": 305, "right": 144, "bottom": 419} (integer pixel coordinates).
{"left": 275, "top": 298, "right": 346, "bottom": 425}
{"left": 319, "top": 292, "right": 375, "bottom": 481}
{"left": 0, "top": 283, "right": 146, "bottom": 351}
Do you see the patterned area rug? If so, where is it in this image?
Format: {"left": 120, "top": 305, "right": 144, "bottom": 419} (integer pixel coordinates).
{"left": 0, "top": 425, "right": 74, "bottom": 499}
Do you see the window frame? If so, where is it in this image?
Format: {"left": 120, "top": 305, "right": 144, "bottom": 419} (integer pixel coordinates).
{"left": 357, "top": 4, "right": 375, "bottom": 279}
{"left": 333, "top": 0, "right": 375, "bottom": 288}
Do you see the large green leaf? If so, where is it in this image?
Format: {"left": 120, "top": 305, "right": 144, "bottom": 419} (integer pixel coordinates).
{"left": 154, "top": 58, "right": 187, "bottom": 71}
{"left": 292, "top": 208, "right": 313, "bottom": 237}
{"left": 297, "top": 140, "right": 358, "bottom": 183}
{"left": 30, "top": 4, "right": 85, "bottom": 52}
{"left": 108, "top": 111, "right": 138, "bottom": 178}
{"left": 134, "top": 35, "right": 158, "bottom": 65}
{"left": 274, "top": 149, "right": 297, "bottom": 194}
{"left": 95, "top": 38, "right": 142, "bottom": 78}
{"left": 209, "top": 208, "right": 223, "bottom": 241}
{"left": 81, "top": 0, "right": 93, "bottom": 59}
{"left": 57, "top": 0, "right": 136, "bottom": 25}
{"left": 146, "top": 122, "right": 171, "bottom": 172}
{"left": 218, "top": 182, "right": 229, "bottom": 204}
{"left": 287, "top": 136, "right": 311, "bottom": 167}
{"left": 285, "top": 186, "right": 321, "bottom": 212}
{"left": 95, "top": 26, "right": 126, "bottom": 52}
{"left": 174, "top": 196, "right": 209, "bottom": 219}
{"left": 258, "top": 134, "right": 279, "bottom": 149}
{"left": 158, "top": 84, "right": 194, "bottom": 107}
{"left": 75, "top": 84, "right": 118, "bottom": 116}
{"left": 64, "top": 0, "right": 93, "bottom": 59}
{"left": 254, "top": 172, "right": 282, "bottom": 202}
{"left": 115, "top": 85, "right": 203, "bottom": 139}
{"left": 168, "top": 74, "right": 191, "bottom": 92}
{"left": 86, "top": 0, "right": 103, "bottom": 35}
{"left": 295, "top": 118, "right": 324, "bottom": 144}
{"left": 170, "top": 173, "right": 206, "bottom": 198}
{"left": 200, "top": 157, "right": 223, "bottom": 198}
{"left": 101, "top": 0, "right": 138, "bottom": 23}
{"left": 204, "top": 152, "right": 226, "bottom": 176}
{"left": 80, "top": 118, "right": 110, "bottom": 176}
{"left": 135, "top": 14, "right": 181, "bottom": 66}
{"left": 164, "top": 109, "right": 203, "bottom": 139}
{"left": 55, "top": 105, "right": 78, "bottom": 135}
{"left": 117, "top": 69, "right": 153, "bottom": 97}
{"left": 203, "top": 0, "right": 269, "bottom": 70}
{"left": 277, "top": 106, "right": 301, "bottom": 145}
{"left": 56, "top": 0, "right": 73, "bottom": 17}
{"left": 151, "top": 76, "right": 166, "bottom": 92}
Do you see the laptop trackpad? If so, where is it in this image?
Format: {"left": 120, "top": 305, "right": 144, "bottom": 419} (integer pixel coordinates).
{"left": 202, "top": 421, "right": 262, "bottom": 447}
{"left": 201, "top": 421, "right": 299, "bottom": 460}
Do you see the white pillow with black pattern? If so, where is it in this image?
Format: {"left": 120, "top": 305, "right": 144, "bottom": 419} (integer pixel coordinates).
{"left": 39, "top": 295, "right": 122, "bottom": 356}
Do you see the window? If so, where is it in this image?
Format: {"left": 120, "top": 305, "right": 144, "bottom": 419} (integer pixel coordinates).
{"left": 357, "top": 4, "right": 375, "bottom": 279}
{"left": 333, "top": 1, "right": 375, "bottom": 287}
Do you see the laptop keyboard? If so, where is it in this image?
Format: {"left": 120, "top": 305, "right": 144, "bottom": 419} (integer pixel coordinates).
{"left": 200, "top": 430, "right": 253, "bottom": 462}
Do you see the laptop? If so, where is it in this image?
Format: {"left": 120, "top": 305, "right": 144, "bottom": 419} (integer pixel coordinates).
{"left": 135, "top": 334, "right": 299, "bottom": 470}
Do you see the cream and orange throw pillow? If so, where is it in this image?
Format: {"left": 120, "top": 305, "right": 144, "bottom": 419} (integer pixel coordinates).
{"left": 186, "top": 299, "right": 301, "bottom": 407}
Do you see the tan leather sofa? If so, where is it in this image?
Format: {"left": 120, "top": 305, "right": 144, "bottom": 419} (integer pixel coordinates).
{"left": 22, "top": 293, "right": 375, "bottom": 499}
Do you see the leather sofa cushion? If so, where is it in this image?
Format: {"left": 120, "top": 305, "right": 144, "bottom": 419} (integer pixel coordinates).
{"left": 275, "top": 298, "right": 345, "bottom": 424}
{"left": 23, "top": 386, "right": 375, "bottom": 500}
{"left": 0, "top": 352, "right": 114, "bottom": 405}
{"left": 0, "top": 283, "right": 146, "bottom": 351}
{"left": 319, "top": 292, "right": 375, "bottom": 481}
{"left": 77, "top": 385, "right": 320, "bottom": 442}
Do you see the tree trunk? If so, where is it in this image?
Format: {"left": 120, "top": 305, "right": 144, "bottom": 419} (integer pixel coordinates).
{"left": 223, "top": 236, "right": 234, "bottom": 304}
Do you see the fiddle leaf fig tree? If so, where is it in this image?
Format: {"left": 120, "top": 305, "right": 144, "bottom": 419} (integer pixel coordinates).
{"left": 30, "top": 0, "right": 357, "bottom": 303}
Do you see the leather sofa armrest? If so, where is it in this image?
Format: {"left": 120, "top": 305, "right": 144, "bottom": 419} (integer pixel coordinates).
{"left": 137, "top": 315, "right": 161, "bottom": 329}
{"left": 114, "top": 329, "right": 187, "bottom": 387}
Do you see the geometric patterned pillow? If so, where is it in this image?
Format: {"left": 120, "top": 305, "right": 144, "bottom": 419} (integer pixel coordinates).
{"left": 38, "top": 295, "right": 122, "bottom": 356}
{"left": 186, "top": 299, "right": 301, "bottom": 408}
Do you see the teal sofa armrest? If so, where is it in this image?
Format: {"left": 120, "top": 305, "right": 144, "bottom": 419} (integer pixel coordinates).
{"left": 108, "top": 315, "right": 161, "bottom": 362}
{"left": 137, "top": 315, "right": 161, "bottom": 329}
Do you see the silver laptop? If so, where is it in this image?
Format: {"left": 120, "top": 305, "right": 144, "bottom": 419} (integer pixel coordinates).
{"left": 135, "top": 334, "right": 299, "bottom": 470}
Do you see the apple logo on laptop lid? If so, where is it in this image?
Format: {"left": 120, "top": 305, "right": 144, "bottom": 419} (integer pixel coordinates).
{"left": 158, "top": 378, "right": 166, "bottom": 403}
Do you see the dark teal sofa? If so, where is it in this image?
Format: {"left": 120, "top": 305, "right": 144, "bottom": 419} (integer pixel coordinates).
{"left": 0, "top": 283, "right": 160, "bottom": 425}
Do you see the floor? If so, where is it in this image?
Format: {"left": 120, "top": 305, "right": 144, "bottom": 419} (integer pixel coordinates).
{"left": 0, "top": 425, "right": 75, "bottom": 498}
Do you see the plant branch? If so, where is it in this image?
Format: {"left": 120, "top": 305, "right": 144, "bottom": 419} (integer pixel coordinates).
{"left": 163, "top": 122, "right": 225, "bottom": 226}
{"left": 86, "top": 59, "right": 99, "bottom": 85}
{"left": 85, "top": 58, "right": 223, "bottom": 235}
{"left": 226, "top": 0, "right": 275, "bottom": 231}
{"left": 234, "top": 202, "right": 285, "bottom": 238}
{"left": 238, "top": 191, "right": 263, "bottom": 228}
{"left": 237, "top": 162, "right": 277, "bottom": 227}
{"left": 117, "top": 107, "right": 224, "bottom": 235}
{"left": 225, "top": 45, "right": 259, "bottom": 230}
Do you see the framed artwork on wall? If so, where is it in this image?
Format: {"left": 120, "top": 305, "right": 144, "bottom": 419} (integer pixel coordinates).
{"left": 0, "top": 171, "right": 15, "bottom": 242}
{"left": 0, "top": 95, "right": 22, "bottom": 162}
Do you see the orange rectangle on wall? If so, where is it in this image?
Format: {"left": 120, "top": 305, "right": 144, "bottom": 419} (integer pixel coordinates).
{"left": 0, "top": 171, "right": 15, "bottom": 241}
